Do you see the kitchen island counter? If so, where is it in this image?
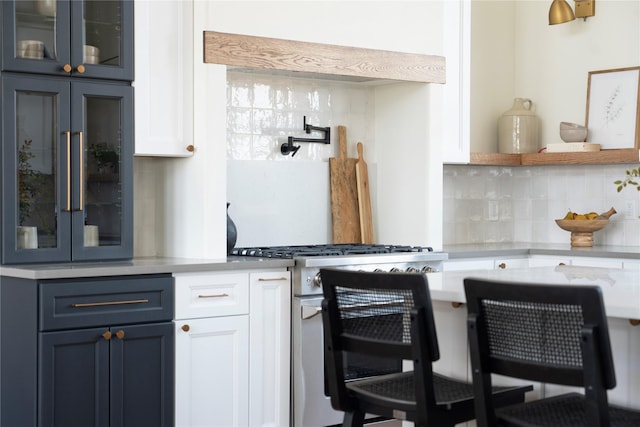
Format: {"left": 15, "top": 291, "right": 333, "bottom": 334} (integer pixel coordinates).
{"left": 443, "top": 242, "right": 640, "bottom": 260}
{"left": 429, "top": 264, "right": 640, "bottom": 320}
{"left": 0, "top": 256, "right": 294, "bottom": 280}
{"left": 429, "top": 264, "right": 640, "bottom": 411}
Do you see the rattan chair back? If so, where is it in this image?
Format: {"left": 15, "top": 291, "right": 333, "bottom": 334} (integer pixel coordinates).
{"left": 464, "top": 278, "right": 620, "bottom": 427}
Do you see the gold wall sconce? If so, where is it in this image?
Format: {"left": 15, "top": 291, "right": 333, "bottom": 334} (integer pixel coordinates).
{"left": 549, "top": 0, "right": 595, "bottom": 25}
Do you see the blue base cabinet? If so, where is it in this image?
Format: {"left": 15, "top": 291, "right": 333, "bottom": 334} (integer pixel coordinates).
{"left": 0, "top": 274, "right": 174, "bottom": 427}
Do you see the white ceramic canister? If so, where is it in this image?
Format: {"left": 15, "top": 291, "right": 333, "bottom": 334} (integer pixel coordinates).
{"left": 498, "top": 98, "right": 539, "bottom": 154}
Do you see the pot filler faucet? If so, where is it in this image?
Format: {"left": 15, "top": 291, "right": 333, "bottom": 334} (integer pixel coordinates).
{"left": 281, "top": 116, "right": 331, "bottom": 156}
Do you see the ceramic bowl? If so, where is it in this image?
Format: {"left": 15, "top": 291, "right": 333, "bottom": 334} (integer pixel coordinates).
{"left": 84, "top": 45, "right": 99, "bottom": 56}
{"left": 17, "top": 40, "right": 44, "bottom": 59}
{"left": 85, "top": 55, "right": 100, "bottom": 64}
{"left": 560, "top": 122, "right": 588, "bottom": 142}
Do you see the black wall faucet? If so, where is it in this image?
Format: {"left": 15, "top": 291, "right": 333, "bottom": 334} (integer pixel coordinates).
{"left": 281, "top": 116, "right": 331, "bottom": 156}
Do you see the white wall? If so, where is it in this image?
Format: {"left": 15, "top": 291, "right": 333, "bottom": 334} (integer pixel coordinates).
{"left": 471, "top": 0, "right": 640, "bottom": 152}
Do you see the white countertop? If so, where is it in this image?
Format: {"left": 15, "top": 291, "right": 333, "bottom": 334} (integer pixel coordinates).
{"left": 428, "top": 264, "right": 640, "bottom": 320}
{"left": 0, "top": 256, "right": 294, "bottom": 280}
{"left": 443, "top": 243, "right": 640, "bottom": 259}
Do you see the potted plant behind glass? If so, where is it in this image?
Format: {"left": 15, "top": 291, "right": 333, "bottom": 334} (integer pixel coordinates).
{"left": 17, "top": 139, "right": 38, "bottom": 248}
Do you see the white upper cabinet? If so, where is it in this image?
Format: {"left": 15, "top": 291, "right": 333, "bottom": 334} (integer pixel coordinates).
{"left": 134, "top": 0, "right": 194, "bottom": 157}
{"left": 442, "top": 0, "right": 471, "bottom": 164}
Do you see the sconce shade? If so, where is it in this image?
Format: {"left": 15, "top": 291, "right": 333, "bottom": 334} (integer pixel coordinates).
{"left": 549, "top": 0, "right": 576, "bottom": 24}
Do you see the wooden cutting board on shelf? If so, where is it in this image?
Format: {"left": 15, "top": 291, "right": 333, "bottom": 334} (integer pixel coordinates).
{"left": 355, "top": 142, "right": 374, "bottom": 244}
{"left": 329, "top": 126, "right": 360, "bottom": 244}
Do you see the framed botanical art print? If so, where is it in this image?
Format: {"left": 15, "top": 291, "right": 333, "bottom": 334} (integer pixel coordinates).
{"left": 586, "top": 66, "right": 640, "bottom": 149}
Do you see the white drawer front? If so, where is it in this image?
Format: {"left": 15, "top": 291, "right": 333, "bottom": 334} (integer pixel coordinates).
{"left": 174, "top": 272, "right": 249, "bottom": 319}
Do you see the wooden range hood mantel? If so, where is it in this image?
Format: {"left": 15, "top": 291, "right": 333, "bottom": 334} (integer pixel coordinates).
{"left": 203, "top": 31, "right": 446, "bottom": 84}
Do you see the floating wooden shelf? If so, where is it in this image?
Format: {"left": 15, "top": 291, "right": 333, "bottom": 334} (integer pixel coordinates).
{"left": 467, "top": 149, "right": 640, "bottom": 166}
{"left": 203, "top": 31, "right": 446, "bottom": 84}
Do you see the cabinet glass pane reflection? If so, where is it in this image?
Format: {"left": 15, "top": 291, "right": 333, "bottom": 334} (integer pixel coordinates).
{"left": 16, "top": 91, "right": 58, "bottom": 250}
{"left": 83, "top": 1, "right": 122, "bottom": 67}
{"left": 15, "top": 1, "right": 58, "bottom": 61}
{"left": 85, "top": 96, "right": 122, "bottom": 247}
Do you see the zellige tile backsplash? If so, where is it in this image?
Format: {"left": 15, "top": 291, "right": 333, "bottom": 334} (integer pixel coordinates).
{"left": 443, "top": 163, "right": 640, "bottom": 246}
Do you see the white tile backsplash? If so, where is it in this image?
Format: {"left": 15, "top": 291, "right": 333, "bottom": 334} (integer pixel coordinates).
{"left": 444, "top": 163, "right": 640, "bottom": 246}
{"left": 226, "top": 71, "right": 375, "bottom": 162}
{"left": 225, "top": 70, "right": 376, "bottom": 246}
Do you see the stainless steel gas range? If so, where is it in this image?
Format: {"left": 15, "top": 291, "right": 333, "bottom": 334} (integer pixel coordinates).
{"left": 232, "top": 244, "right": 447, "bottom": 427}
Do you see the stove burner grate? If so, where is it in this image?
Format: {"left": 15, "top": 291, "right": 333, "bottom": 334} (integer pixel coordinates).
{"left": 230, "top": 244, "right": 433, "bottom": 259}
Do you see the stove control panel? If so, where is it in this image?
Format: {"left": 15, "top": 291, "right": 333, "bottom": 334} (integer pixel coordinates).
{"left": 311, "top": 265, "right": 438, "bottom": 289}
{"left": 294, "top": 260, "right": 442, "bottom": 296}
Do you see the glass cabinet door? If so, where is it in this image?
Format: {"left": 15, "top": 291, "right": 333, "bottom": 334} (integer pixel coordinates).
{"left": 2, "top": 75, "right": 72, "bottom": 264}
{"left": 1, "top": 76, "right": 132, "bottom": 264}
{"left": 2, "top": 1, "right": 133, "bottom": 81}
{"left": 2, "top": 0, "right": 71, "bottom": 75}
{"left": 70, "top": 0, "right": 133, "bottom": 80}
{"left": 71, "top": 81, "right": 132, "bottom": 261}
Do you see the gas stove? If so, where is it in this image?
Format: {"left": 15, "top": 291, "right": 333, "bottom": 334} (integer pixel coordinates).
{"left": 230, "top": 243, "right": 432, "bottom": 258}
{"left": 231, "top": 244, "right": 447, "bottom": 296}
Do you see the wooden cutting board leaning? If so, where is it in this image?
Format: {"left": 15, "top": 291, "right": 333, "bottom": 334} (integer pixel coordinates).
{"left": 355, "top": 142, "right": 374, "bottom": 244}
{"left": 329, "top": 126, "right": 360, "bottom": 243}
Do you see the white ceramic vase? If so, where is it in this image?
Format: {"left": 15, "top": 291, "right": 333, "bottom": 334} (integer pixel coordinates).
{"left": 17, "top": 226, "right": 38, "bottom": 249}
{"left": 498, "top": 98, "right": 540, "bottom": 154}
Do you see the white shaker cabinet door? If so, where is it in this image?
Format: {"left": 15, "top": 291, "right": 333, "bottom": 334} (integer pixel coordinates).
{"left": 134, "top": 0, "right": 194, "bottom": 157}
{"left": 249, "top": 271, "right": 291, "bottom": 427}
{"left": 175, "top": 316, "right": 250, "bottom": 427}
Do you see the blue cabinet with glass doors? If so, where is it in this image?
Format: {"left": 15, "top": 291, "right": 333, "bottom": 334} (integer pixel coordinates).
{"left": 0, "top": 0, "right": 133, "bottom": 264}
{"left": 1, "top": 0, "right": 133, "bottom": 80}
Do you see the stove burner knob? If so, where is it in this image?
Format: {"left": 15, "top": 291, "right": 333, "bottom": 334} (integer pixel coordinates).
{"left": 374, "top": 268, "right": 385, "bottom": 272}
{"left": 312, "top": 272, "right": 322, "bottom": 288}
{"left": 390, "top": 267, "right": 401, "bottom": 272}
{"left": 405, "top": 267, "right": 419, "bottom": 273}
{"left": 421, "top": 266, "right": 436, "bottom": 273}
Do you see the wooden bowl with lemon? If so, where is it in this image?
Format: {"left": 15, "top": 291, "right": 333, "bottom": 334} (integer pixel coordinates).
{"left": 555, "top": 208, "right": 616, "bottom": 247}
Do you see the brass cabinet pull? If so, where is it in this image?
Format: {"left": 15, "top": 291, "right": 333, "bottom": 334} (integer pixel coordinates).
{"left": 77, "top": 131, "right": 84, "bottom": 211}
{"left": 115, "top": 330, "right": 125, "bottom": 339}
{"left": 198, "top": 293, "right": 229, "bottom": 299}
{"left": 76, "top": 64, "right": 86, "bottom": 74}
{"left": 181, "top": 324, "right": 190, "bottom": 332}
{"left": 102, "top": 331, "right": 112, "bottom": 340}
{"left": 65, "top": 131, "right": 71, "bottom": 211}
{"left": 186, "top": 145, "right": 194, "bottom": 152}
{"left": 451, "top": 302, "right": 463, "bottom": 308}
{"left": 630, "top": 319, "right": 640, "bottom": 326}
{"left": 498, "top": 263, "right": 506, "bottom": 269}
{"left": 70, "top": 298, "right": 149, "bottom": 308}
{"left": 258, "top": 277, "right": 288, "bottom": 282}
{"left": 63, "top": 64, "right": 72, "bottom": 73}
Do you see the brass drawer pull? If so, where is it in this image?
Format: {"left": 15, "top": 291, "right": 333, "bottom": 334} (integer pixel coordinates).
{"left": 71, "top": 298, "right": 149, "bottom": 308}
{"left": 258, "top": 277, "right": 288, "bottom": 282}
{"left": 198, "top": 293, "right": 229, "bottom": 299}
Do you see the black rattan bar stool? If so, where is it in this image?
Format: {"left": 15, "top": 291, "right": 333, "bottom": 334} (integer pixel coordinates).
{"left": 320, "top": 268, "right": 532, "bottom": 427}
{"left": 464, "top": 277, "right": 640, "bottom": 427}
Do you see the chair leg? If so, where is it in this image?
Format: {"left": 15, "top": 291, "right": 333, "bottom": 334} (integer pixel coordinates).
{"left": 342, "top": 411, "right": 365, "bottom": 427}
